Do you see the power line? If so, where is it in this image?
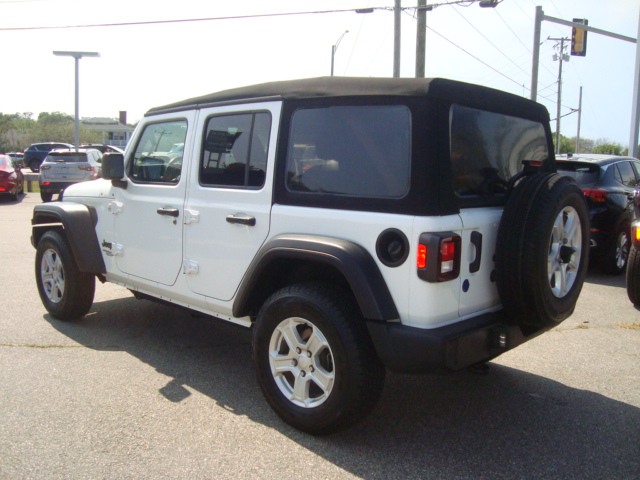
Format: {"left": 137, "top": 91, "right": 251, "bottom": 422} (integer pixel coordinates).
{"left": 452, "top": 7, "right": 530, "bottom": 78}
{"left": 0, "top": 7, "right": 366, "bottom": 31}
{"left": 427, "top": 25, "right": 527, "bottom": 90}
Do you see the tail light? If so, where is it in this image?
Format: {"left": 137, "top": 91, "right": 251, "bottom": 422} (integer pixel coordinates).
{"left": 417, "top": 232, "right": 461, "bottom": 282}
{"left": 582, "top": 189, "right": 608, "bottom": 202}
{"left": 78, "top": 165, "right": 95, "bottom": 172}
{"left": 633, "top": 225, "right": 640, "bottom": 242}
{"left": 40, "top": 165, "right": 51, "bottom": 170}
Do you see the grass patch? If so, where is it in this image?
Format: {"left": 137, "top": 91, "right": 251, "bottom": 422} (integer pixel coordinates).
{"left": 614, "top": 322, "right": 640, "bottom": 330}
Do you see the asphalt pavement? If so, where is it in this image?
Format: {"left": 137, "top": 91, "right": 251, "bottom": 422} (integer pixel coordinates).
{"left": 1, "top": 192, "right": 638, "bottom": 480}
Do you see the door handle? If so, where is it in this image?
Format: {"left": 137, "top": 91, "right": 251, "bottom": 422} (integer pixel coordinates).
{"left": 226, "top": 214, "right": 256, "bottom": 226}
{"left": 157, "top": 207, "right": 179, "bottom": 217}
{"left": 469, "top": 231, "right": 482, "bottom": 273}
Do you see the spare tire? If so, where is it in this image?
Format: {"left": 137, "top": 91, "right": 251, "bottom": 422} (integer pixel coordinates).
{"left": 495, "top": 173, "right": 589, "bottom": 329}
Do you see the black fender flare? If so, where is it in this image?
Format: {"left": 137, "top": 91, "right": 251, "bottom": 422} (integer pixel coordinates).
{"left": 31, "top": 202, "right": 106, "bottom": 275}
{"left": 233, "top": 234, "right": 399, "bottom": 321}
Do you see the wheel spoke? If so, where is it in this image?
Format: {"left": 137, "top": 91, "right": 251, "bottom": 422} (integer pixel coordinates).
{"left": 310, "top": 366, "right": 334, "bottom": 393}
{"left": 291, "top": 373, "right": 311, "bottom": 405}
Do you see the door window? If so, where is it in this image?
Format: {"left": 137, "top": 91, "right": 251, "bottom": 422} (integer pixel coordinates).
{"left": 129, "top": 119, "right": 188, "bottom": 184}
{"left": 614, "top": 161, "right": 639, "bottom": 187}
{"left": 200, "top": 112, "right": 271, "bottom": 188}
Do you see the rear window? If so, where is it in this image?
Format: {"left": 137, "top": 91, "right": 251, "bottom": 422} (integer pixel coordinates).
{"left": 286, "top": 105, "right": 411, "bottom": 198}
{"left": 450, "top": 104, "right": 549, "bottom": 197}
{"left": 47, "top": 153, "right": 87, "bottom": 163}
{"left": 556, "top": 161, "right": 600, "bottom": 185}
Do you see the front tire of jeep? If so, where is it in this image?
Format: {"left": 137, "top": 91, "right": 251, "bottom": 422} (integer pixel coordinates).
{"left": 35, "top": 230, "right": 95, "bottom": 320}
{"left": 496, "top": 173, "right": 589, "bottom": 329}
{"left": 252, "top": 282, "right": 385, "bottom": 435}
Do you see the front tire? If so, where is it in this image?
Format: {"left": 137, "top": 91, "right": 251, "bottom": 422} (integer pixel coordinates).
{"left": 35, "top": 230, "right": 95, "bottom": 320}
{"left": 253, "top": 282, "right": 385, "bottom": 435}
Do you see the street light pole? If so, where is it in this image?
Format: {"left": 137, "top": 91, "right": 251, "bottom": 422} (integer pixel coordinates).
{"left": 330, "top": 31, "right": 349, "bottom": 76}
{"left": 53, "top": 51, "right": 100, "bottom": 149}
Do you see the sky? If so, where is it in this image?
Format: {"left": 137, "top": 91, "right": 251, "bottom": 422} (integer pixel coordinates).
{"left": 0, "top": 0, "right": 638, "bottom": 149}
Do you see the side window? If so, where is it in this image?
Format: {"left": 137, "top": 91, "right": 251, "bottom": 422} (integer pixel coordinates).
{"left": 200, "top": 112, "right": 271, "bottom": 188}
{"left": 285, "top": 105, "right": 411, "bottom": 198}
{"left": 129, "top": 119, "right": 188, "bottom": 184}
{"left": 615, "top": 162, "right": 638, "bottom": 187}
{"left": 450, "top": 104, "right": 549, "bottom": 198}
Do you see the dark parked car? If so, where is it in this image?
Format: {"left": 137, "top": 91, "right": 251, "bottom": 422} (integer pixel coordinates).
{"left": 23, "top": 142, "right": 74, "bottom": 172}
{"left": 0, "top": 154, "right": 24, "bottom": 200}
{"left": 556, "top": 154, "right": 640, "bottom": 274}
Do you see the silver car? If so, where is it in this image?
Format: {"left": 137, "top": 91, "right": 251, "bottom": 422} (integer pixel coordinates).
{"left": 38, "top": 148, "right": 103, "bottom": 202}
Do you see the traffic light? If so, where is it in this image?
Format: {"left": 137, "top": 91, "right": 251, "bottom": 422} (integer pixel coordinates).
{"left": 571, "top": 18, "right": 588, "bottom": 57}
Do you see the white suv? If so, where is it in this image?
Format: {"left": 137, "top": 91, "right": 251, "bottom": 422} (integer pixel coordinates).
{"left": 38, "top": 148, "right": 103, "bottom": 202}
{"left": 31, "top": 77, "right": 589, "bottom": 434}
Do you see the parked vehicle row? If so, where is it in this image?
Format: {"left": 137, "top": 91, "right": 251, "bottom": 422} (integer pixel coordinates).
{"left": 21, "top": 142, "right": 123, "bottom": 172}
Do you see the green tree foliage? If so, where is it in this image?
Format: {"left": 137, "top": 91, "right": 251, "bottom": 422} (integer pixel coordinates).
{"left": 552, "top": 133, "right": 575, "bottom": 154}
{"left": 0, "top": 112, "right": 103, "bottom": 148}
{"left": 592, "top": 139, "right": 624, "bottom": 156}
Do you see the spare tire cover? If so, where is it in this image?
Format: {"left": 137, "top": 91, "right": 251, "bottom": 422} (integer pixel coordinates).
{"left": 495, "top": 173, "right": 589, "bottom": 329}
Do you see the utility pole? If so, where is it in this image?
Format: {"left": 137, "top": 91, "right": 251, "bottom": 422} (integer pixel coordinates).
{"left": 549, "top": 37, "right": 569, "bottom": 154}
{"left": 416, "top": 0, "right": 427, "bottom": 77}
{"left": 576, "top": 86, "right": 583, "bottom": 153}
{"left": 394, "top": 0, "right": 401, "bottom": 77}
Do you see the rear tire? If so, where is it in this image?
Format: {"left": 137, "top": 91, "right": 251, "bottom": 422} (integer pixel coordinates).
{"left": 626, "top": 245, "right": 640, "bottom": 306}
{"left": 253, "top": 282, "right": 385, "bottom": 435}
{"left": 40, "top": 191, "right": 53, "bottom": 202}
{"left": 35, "top": 230, "right": 95, "bottom": 320}
{"left": 496, "top": 173, "right": 589, "bottom": 329}
{"left": 601, "top": 222, "right": 630, "bottom": 275}
{"left": 29, "top": 159, "right": 40, "bottom": 172}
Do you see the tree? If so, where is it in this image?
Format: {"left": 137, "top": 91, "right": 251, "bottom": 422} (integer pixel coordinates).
{"left": 552, "top": 133, "right": 574, "bottom": 154}
{"left": 592, "top": 139, "right": 624, "bottom": 155}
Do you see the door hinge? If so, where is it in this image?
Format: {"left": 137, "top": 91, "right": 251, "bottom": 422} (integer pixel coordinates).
{"left": 102, "top": 241, "right": 123, "bottom": 257}
{"left": 183, "top": 209, "right": 200, "bottom": 225}
{"left": 183, "top": 259, "right": 199, "bottom": 274}
{"left": 108, "top": 201, "right": 124, "bottom": 215}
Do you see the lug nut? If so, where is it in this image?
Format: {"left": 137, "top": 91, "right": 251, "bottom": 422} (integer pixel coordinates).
{"left": 296, "top": 347, "right": 301, "bottom": 354}
{"left": 306, "top": 351, "right": 312, "bottom": 357}
{"left": 300, "top": 371, "right": 306, "bottom": 377}
{"left": 291, "top": 359, "right": 298, "bottom": 367}
{"left": 309, "top": 366, "right": 315, "bottom": 372}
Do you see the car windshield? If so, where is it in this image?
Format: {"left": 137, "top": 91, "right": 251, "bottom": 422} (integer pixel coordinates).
{"left": 47, "top": 153, "right": 88, "bottom": 163}
{"left": 556, "top": 161, "right": 599, "bottom": 185}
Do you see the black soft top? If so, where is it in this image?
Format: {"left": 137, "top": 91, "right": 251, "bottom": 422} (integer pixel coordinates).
{"left": 146, "top": 77, "right": 549, "bottom": 123}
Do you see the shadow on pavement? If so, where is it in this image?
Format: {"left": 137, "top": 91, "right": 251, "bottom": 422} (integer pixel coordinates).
{"left": 45, "top": 295, "right": 640, "bottom": 480}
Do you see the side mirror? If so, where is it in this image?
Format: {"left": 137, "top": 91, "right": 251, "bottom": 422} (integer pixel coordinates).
{"left": 101, "top": 152, "right": 127, "bottom": 189}
{"left": 102, "top": 153, "right": 125, "bottom": 180}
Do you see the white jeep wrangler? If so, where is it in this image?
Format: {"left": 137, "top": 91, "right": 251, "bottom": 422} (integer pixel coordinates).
{"left": 32, "top": 77, "right": 589, "bottom": 434}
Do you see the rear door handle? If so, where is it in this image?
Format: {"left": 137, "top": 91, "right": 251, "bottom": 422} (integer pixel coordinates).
{"left": 226, "top": 214, "right": 256, "bottom": 226}
{"left": 469, "top": 231, "right": 482, "bottom": 273}
{"left": 157, "top": 207, "right": 179, "bottom": 217}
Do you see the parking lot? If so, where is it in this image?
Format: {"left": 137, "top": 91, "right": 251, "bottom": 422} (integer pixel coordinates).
{"left": 1, "top": 191, "right": 639, "bottom": 480}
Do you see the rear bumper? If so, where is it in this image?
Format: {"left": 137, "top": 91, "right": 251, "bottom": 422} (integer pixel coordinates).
{"left": 40, "top": 181, "right": 75, "bottom": 193}
{"left": 366, "top": 311, "right": 546, "bottom": 374}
